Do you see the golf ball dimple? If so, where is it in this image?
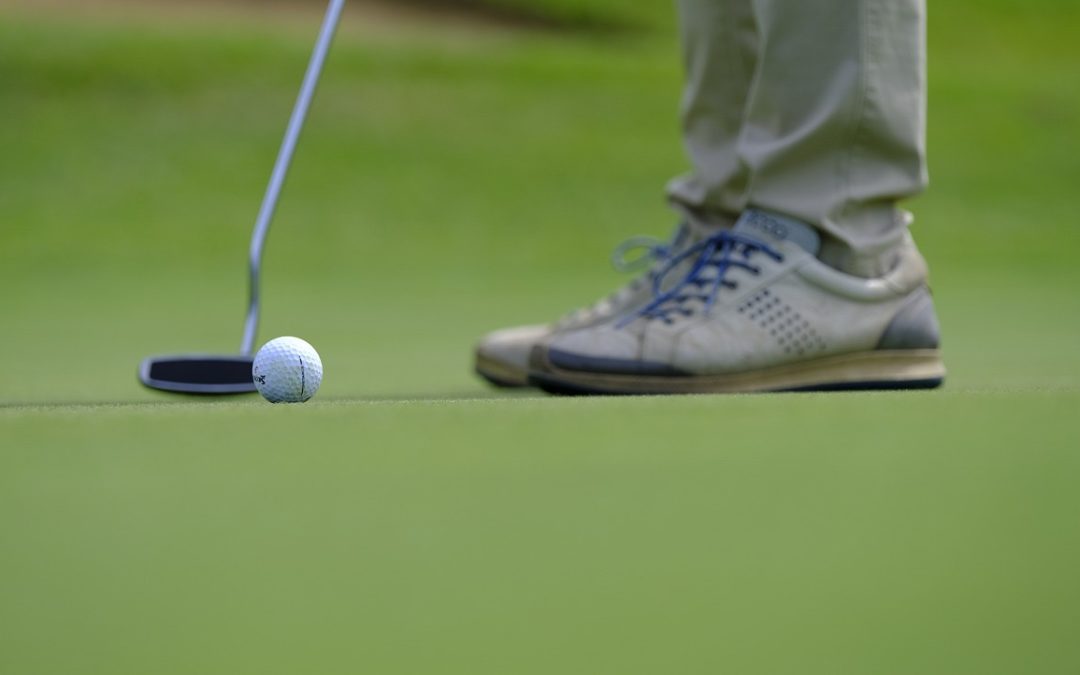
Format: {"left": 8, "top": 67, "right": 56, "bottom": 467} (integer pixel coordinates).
{"left": 252, "top": 336, "right": 323, "bottom": 403}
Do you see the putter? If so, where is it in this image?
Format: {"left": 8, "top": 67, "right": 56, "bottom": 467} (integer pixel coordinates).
{"left": 139, "top": 0, "right": 346, "bottom": 394}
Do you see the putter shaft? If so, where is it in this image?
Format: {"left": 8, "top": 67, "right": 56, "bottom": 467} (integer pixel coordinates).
{"left": 242, "top": 0, "right": 346, "bottom": 355}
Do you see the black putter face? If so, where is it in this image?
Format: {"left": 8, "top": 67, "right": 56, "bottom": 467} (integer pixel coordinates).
{"left": 139, "top": 355, "right": 256, "bottom": 394}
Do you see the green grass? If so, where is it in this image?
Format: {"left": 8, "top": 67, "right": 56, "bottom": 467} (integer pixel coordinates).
{"left": 5, "top": 393, "right": 1079, "bottom": 673}
{"left": 1, "top": 2, "right": 1079, "bottom": 673}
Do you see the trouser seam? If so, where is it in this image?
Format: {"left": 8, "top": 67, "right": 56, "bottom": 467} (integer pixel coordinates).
{"left": 836, "top": 0, "right": 876, "bottom": 225}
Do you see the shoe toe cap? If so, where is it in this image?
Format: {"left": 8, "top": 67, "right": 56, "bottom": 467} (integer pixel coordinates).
{"left": 545, "top": 327, "right": 685, "bottom": 376}
{"left": 548, "top": 326, "right": 638, "bottom": 360}
{"left": 476, "top": 324, "right": 551, "bottom": 373}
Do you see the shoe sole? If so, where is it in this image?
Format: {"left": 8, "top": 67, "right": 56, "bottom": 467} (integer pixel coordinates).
{"left": 529, "top": 348, "right": 945, "bottom": 395}
{"left": 475, "top": 352, "right": 531, "bottom": 388}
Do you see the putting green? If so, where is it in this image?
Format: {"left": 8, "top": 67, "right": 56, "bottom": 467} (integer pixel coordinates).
{"left": 2, "top": 2, "right": 1078, "bottom": 673}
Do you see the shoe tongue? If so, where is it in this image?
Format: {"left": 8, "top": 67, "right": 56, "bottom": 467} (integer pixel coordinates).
{"left": 732, "top": 210, "right": 820, "bottom": 256}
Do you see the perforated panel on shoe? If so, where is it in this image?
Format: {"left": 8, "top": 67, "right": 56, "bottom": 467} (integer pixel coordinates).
{"left": 736, "top": 288, "right": 826, "bottom": 356}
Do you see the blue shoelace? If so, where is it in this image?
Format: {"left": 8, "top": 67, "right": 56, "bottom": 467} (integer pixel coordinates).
{"left": 618, "top": 230, "right": 784, "bottom": 327}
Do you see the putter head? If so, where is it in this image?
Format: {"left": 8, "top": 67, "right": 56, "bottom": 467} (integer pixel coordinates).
{"left": 139, "top": 354, "right": 256, "bottom": 394}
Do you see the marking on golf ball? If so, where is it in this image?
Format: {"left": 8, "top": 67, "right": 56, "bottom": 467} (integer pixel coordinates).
{"left": 252, "top": 336, "right": 323, "bottom": 403}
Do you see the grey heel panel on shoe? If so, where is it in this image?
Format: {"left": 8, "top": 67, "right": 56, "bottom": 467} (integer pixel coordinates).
{"left": 876, "top": 287, "right": 941, "bottom": 351}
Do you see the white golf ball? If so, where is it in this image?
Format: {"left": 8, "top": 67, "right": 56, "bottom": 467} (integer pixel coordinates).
{"left": 252, "top": 336, "right": 323, "bottom": 403}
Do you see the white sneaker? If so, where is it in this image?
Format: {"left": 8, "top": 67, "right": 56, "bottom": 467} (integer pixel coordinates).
{"left": 474, "top": 222, "right": 711, "bottom": 387}
{"left": 529, "top": 209, "right": 945, "bottom": 394}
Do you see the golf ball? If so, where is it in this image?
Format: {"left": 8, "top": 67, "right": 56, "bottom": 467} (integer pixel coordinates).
{"left": 252, "top": 336, "right": 323, "bottom": 403}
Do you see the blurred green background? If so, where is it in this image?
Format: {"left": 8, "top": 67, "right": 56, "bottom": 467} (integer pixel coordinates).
{"left": 1, "top": 0, "right": 1077, "bottom": 402}
{"left": 2, "top": 1, "right": 1079, "bottom": 673}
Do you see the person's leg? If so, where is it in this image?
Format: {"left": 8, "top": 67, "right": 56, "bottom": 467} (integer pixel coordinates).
{"left": 475, "top": 0, "right": 760, "bottom": 388}
{"left": 739, "top": 0, "right": 927, "bottom": 277}
{"left": 528, "top": 0, "right": 943, "bottom": 395}
{"left": 667, "top": 0, "right": 759, "bottom": 227}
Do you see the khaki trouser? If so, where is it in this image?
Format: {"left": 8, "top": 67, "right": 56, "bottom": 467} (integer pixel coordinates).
{"left": 668, "top": 0, "right": 927, "bottom": 277}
